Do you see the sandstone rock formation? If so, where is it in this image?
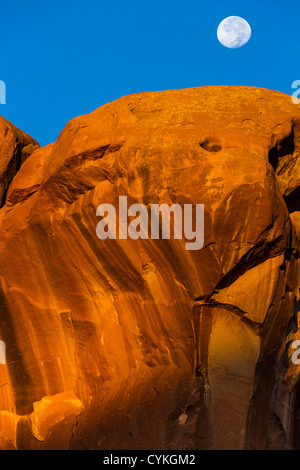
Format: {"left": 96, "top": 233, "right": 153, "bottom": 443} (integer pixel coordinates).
{"left": 0, "top": 86, "right": 299, "bottom": 450}
{"left": 0, "top": 117, "right": 39, "bottom": 208}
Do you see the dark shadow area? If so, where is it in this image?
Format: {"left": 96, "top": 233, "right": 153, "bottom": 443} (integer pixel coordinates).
{"left": 293, "top": 379, "right": 300, "bottom": 449}
{"left": 268, "top": 127, "right": 295, "bottom": 172}
{"left": 284, "top": 186, "right": 300, "bottom": 213}
{"left": 199, "top": 138, "right": 222, "bottom": 153}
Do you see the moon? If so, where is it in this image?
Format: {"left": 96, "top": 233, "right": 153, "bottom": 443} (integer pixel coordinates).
{"left": 217, "top": 16, "right": 251, "bottom": 49}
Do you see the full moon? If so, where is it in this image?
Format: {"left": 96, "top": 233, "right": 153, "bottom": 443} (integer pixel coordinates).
{"left": 217, "top": 16, "right": 251, "bottom": 49}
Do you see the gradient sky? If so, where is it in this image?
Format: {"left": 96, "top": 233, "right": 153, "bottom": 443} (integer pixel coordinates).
{"left": 0, "top": 0, "right": 299, "bottom": 146}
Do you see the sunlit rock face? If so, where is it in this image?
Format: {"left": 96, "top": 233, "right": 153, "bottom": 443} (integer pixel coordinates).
{"left": 0, "top": 86, "right": 299, "bottom": 450}
{"left": 0, "top": 117, "right": 40, "bottom": 208}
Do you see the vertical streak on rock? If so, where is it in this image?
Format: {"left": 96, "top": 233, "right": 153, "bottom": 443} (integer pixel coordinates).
{"left": 192, "top": 305, "right": 212, "bottom": 378}
{"left": 0, "top": 286, "right": 33, "bottom": 415}
{"left": 190, "top": 305, "right": 214, "bottom": 448}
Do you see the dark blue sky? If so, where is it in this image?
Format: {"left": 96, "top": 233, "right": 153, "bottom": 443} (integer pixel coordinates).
{"left": 0, "top": 0, "right": 299, "bottom": 146}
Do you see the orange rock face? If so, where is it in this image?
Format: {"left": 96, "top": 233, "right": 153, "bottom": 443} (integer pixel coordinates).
{"left": 0, "top": 86, "right": 299, "bottom": 450}
{"left": 0, "top": 117, "right": 39, "bottom": 207}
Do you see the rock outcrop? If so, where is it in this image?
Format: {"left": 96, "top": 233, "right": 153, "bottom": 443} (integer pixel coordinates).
{"left": 0, "top": 117, "right": 39, "bottom": 207}
{"left": 0, "top": 86, "right": 299, "bottom": 450}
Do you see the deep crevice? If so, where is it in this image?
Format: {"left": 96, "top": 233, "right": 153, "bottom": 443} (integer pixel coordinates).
{"left": 268, "top": 127, "right": 295, "bottom": 172}
{"left": 0, "top": 143, "right": 23, "bottom": 208}
{"left": 209, "top": 235, "right": 285, "bottom": 292}
{"left": 284, "top": 186, "right": 300, "bottom": 213}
